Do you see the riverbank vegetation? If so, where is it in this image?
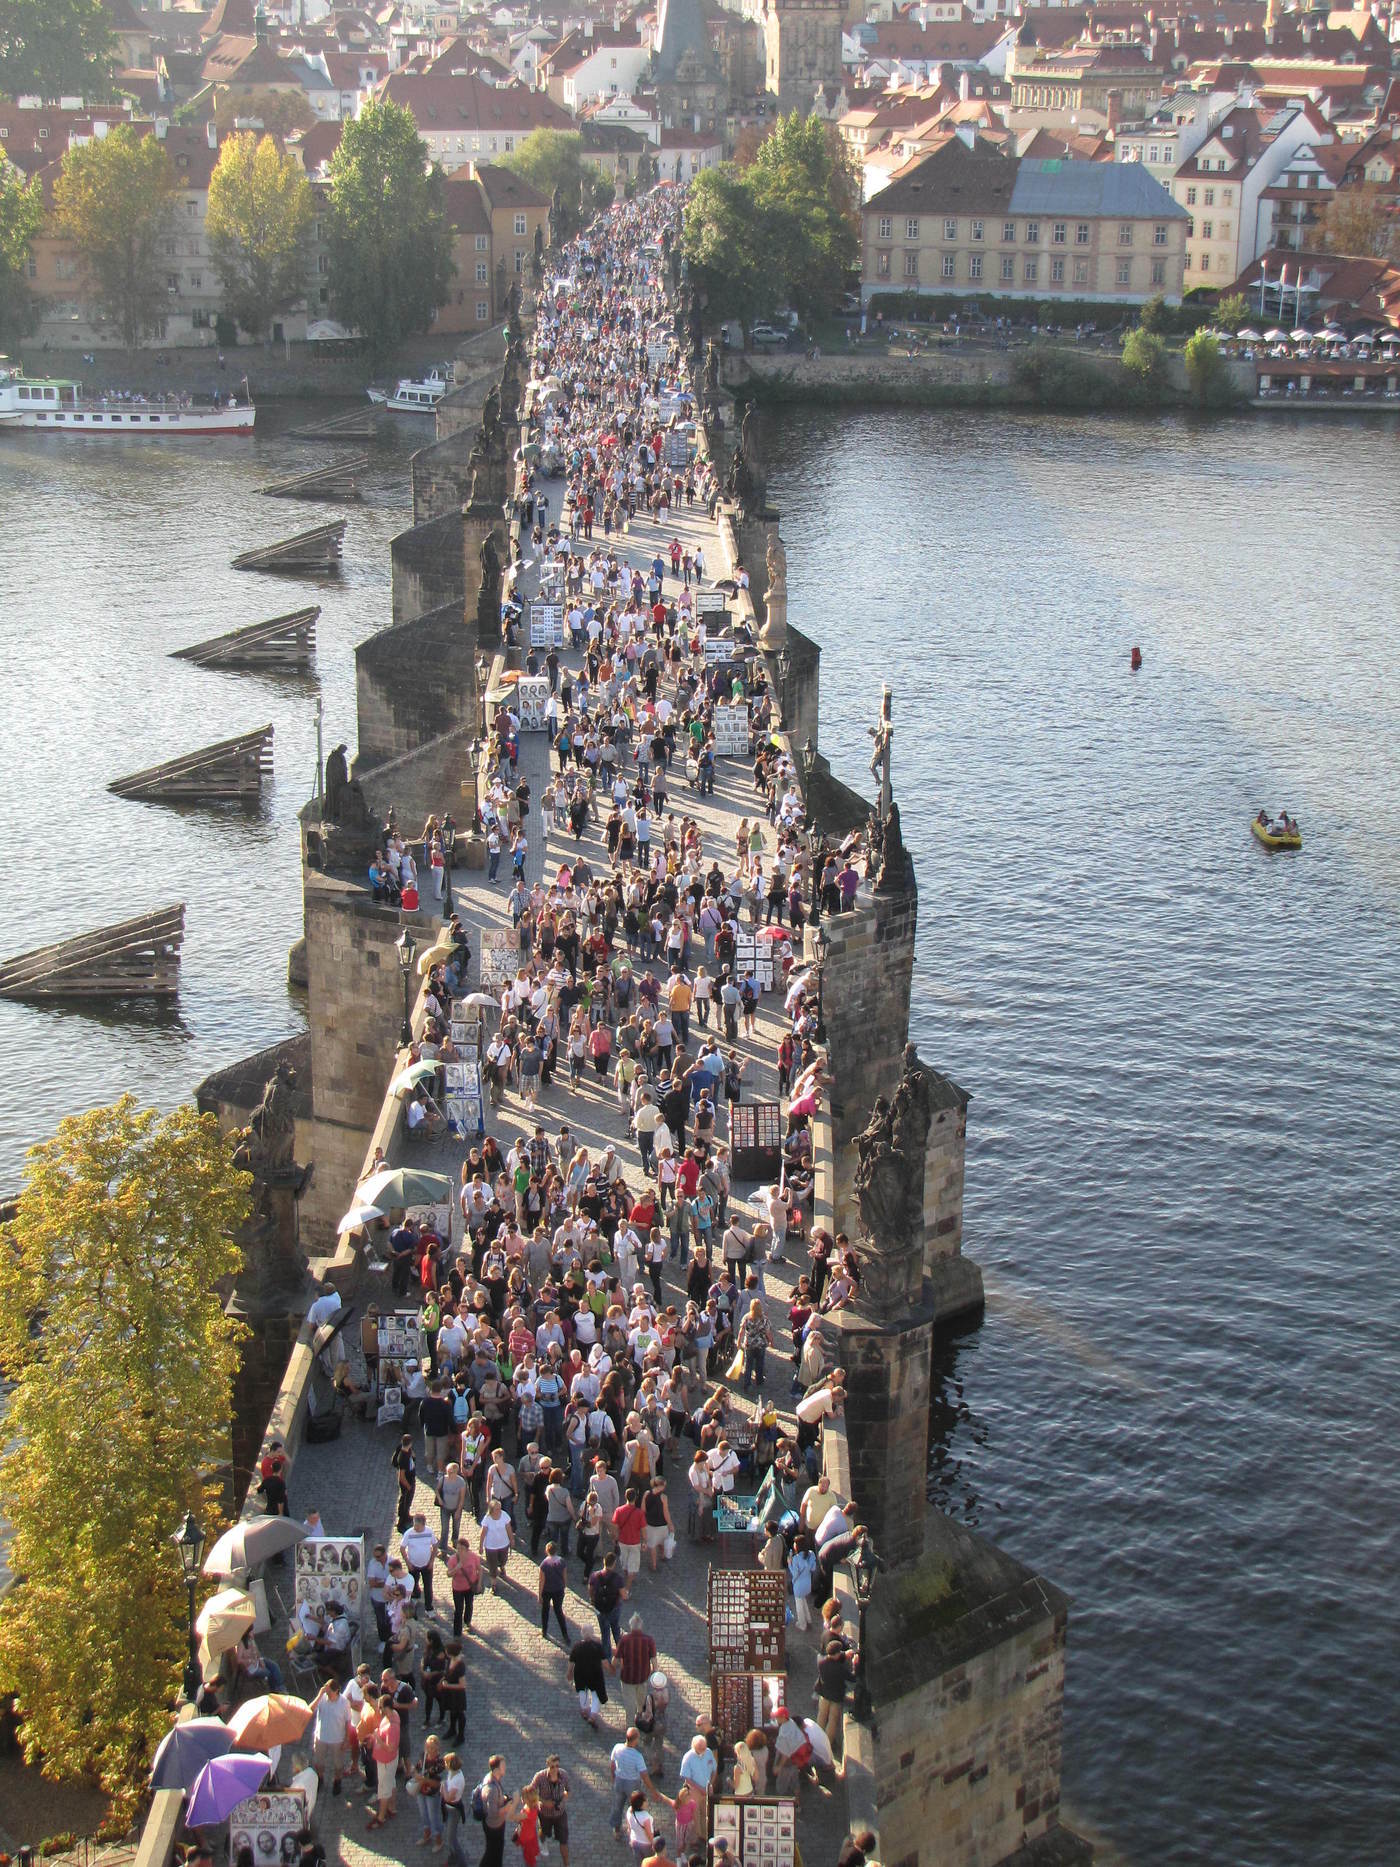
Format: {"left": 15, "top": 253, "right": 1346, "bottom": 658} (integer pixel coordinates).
{"left": 0, "top": 151, "right": 43, "bottom": 347}
{"left": 0, "top": 1099, "right": 250, "bottom": 1823}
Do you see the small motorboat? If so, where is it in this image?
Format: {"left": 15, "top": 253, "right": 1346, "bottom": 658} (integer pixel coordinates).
{"left": 1252, "top": 812, "right": 1302, "bottom": 851}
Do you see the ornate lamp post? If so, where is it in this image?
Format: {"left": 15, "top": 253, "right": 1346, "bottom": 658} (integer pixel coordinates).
{"left": 811, "top": 922, "right": 829, "bottom": 1046}
{"left": 850, "top": 1530, "right": 881, "bottom": 1730}
{"left": 776, "top": 646, "right": 791, "bottom": 725}
{"left": 441, "top": 816, "right": 457, "bottom": 918}
{"left": 396, "top": 926, "right": 418, "bottom": 1048}
{"left": 172, "top": 1510, "right": 205, "bottom": 1703}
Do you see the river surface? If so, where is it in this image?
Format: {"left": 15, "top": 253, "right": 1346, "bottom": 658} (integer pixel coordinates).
{"left": 2, "top": 404, "right": 1397, "bottom": 1862}
{"left": 763, "top": 406, "right": 1400, "bottom": 1867}
{"left": 0, "top": 405, "right": 412, "bottom": 1182}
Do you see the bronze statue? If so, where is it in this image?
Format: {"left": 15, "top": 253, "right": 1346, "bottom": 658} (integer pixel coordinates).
{"left": 853, "top": 1044, "right": 932, "bottom": 1257}
{"left": 324, "top": 742, "right": 349, "bottom": 822}
{"left": 875, "top": 798, "right": 907, "bottom": 894}
{"left": 477, "top": 532, "right": 502, "bottom": 639}
{"left": 247, "top": 1062, "right": 299, "bottom": 1178}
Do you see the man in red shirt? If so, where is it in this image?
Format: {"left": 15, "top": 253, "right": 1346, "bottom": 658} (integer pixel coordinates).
{"left": 676, "top": 1150, "right": 701, "bottom": 1204}
{"left": 630, "top": 1188, "right": 658, "bottom": 1231}
{"left": 612, "top": 1484, "right": 646, "bottom": 1579}
{"left": 615, "top": 1613, "right": 658, "bottom": 1721}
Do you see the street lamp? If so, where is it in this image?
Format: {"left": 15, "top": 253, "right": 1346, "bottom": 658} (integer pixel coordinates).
{"left": 802, "top": 736, "right": 816, "bottom": 782}
{"left": 775, "top": 647, "right": 790, "bottom": 724}
{"left": 811, "top": 922, "right": 829, "bottom": 1045}
{"left": 172, "top": 1510, "right": 205, "bottom": 1703}
{"left": 850, "top": 1529, "right": 881, "bottom": 1728}
{"left": 441, "top": 815, "right": 457, "bottom": 919}
{"left": 396, "top": 926, "right": 418, "bottom": 1048}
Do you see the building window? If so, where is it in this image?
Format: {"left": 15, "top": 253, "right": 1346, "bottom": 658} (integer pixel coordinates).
{"left": 1220, "top": 221, "right": 1231, "bottom": 240}
{"left": 1052, "top": 221, "right": 1066, "bottom": 244}
{"left": 942, "top": 253, "right": 955, "bottom": 279}
{"left": 1150, "top": 258, "right": 1165, "bottom": 286}
{"left": 1000, "top": 255, "right": 1014, "bottom": 282}
{"left": 971, "top": 219, "right": 983, "bottom": 241}
{"left": 969, "top": 253, "right": 982, "bottom": 279}
{"left": 1200, "top": 253, "right": 1210, "bottom": 272}
{"left": 1149, "top": 143, "right": 1161, "bottom": 163}
{"left": 1116, "top": 260, "right": 1131, "bottom": 286}
{"left": 1186, "top": 218, "right": 1194, "bottom": 239}
{"left": 877, "top": 250, "right": 890, "bottom": 277}
{"left": 906, "top": 217, "right": 920, "bottom": 239}
{"left": 1024, "top": 258, "right": 1038, "bottom": 283}
{"left": 904, "top": 251, "right": 919, "bottom": 279}
{"left": 477, "top": 300, "right": 488, "bottom": 321}
{"left": 1153, "top": 222, "right": 1168, "bottom": 246}
{"left": 475, "top": 261, "right": 488, "bottom": 283}
{"left": 1202, "top": 220, "right": 1213, "bottom": 240}
{"left": 475, "top": 233, "right": 488, "bottom": 251}
{"left": 1203, "top": 187, "right": 1214, "bottom": 207}
{"left": 1051, "top": 257, "right": 1065, "bottom": 282}
{"left": 514, "top": 213, "right": 527, "bottom": 236}
{"left": 503, "top": 137, "right": 514, "bottom": 153}
{"left": 878, "top": 216, "right": 892, "bottom": 239}
{"left": 514, "top": 250, "right": 524, "bottom": 273}
{"left": 1075, "top": 222, "right": 1090, "bottom": 245}
{"left": 1024, "top": 220, "right": 1039, "bottom": 244}
{"left": 187, "top": 200, "right": 198, "bottom": 218}
{"left": 1184, "top": 251, "right": 1191, "bottom": 271}
{"left": 1073, "top": 258, "right": 1088, "bottom": 285}
{"left": 1222, "top": 188, "right": 1233, "bottom": 206}
{"left": 1186, "top": 186, "right": 1197, "bottom": 206}
{"left": 943, "top": 217, "right": 956, "bottom": 240}
{"left": 1118, "top": 223, "right": 1133, "bottom": 245}
{"left": 1002, "top": 220, "right": 1015, "bottom": 241}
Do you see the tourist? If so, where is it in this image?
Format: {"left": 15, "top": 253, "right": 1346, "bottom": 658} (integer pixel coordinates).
{"left": 566, "top": 1631, "right": 610, "bottom": 1729}
{"left": 477, "top": 1494, "right": 514, "bottom": 1591}
{"left": 538, "top": 1539, "right": 571, "bottom": 1646}
{"left": 528, "top": 1756, "right": 572, "bottom": 1867}
{"left": 615, "top": 1612, "right": 658, "bottom": 1719}
{"left": 609, "top": 1728, "right": 655, "bottom": 1834}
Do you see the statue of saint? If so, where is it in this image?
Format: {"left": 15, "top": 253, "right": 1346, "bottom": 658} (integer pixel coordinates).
{"left": 852, "top": 1045, "right": 932, "bottom": 1259}
{"left": 248, "top": 1062, "right": 299, "bottom": 1178}
{"left": 875, "top": 798, "right": 907, "bottom": 894}
{"left": 765, "top": 532, "right": 787, "bottom": 603}
{"left": 477, "top": 532, "right": 502, "bottom": 638}
{"left": 324, "top": 742, "right": 349, "bottom": 823}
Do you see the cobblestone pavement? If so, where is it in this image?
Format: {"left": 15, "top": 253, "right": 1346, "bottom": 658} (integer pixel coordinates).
{"left": 282, "top": 463, "right": 851, "bottom": 1865}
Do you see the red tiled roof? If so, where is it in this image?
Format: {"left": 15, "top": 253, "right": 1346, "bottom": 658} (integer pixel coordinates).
{"left": 378, "top": 71, "right": 572, "bottom": 134}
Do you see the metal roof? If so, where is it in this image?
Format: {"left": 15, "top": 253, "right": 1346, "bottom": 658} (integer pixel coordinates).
{"left": 1008, "top": 158, "right": 1189, "bottom": 219}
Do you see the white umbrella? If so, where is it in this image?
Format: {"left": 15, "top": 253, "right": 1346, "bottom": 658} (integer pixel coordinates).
{"left": 203, "top": 1515, "right": 306, "bottom": 1576}
{"left": 1264, "top": 327, "right": 1288, "bottom": 342}
{"left": 356, "top": 1166, "right": 453, "bottom": 1208}
{"left": 1290, "top": 327, "right": 1313, "bottom": 342}
{"left": 337, "top": 1200, "right": 385, "bottom": 1234}
{"left": 465, "top": 990, "right": 499, "bottom": 1010}
{"left": 1237, "top": 326, "right": 1261, "bottom": 341}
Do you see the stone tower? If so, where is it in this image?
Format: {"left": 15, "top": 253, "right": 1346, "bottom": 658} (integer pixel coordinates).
{"left": 762, "top": 0, "right": 843, "bottom": 115}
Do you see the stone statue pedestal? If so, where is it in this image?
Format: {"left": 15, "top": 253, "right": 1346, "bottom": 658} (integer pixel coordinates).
{"left": 833, "top": 1282, "right": 938, "bottom": 1569}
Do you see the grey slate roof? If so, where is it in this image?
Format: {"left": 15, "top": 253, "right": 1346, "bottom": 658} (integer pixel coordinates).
{"left": 1009, "top": 157, "right": 1188, "bottom": 219}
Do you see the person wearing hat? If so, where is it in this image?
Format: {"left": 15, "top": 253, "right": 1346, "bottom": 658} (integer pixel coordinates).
{"left": 638, "top": 1669, "right": 669, "bottom": 1779}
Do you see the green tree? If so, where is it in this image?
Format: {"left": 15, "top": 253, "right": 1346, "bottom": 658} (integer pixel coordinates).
{"left": 53, "top": 124, "right": 175, "bottom": 350}
{"left": 682, "top": 164, "right": 770, "bottom": 328}
{"left": 0, "top": 1098, "right": 249, "bottom": 1819}
{"left": 326, "top": 99, "right": 453, "bottom": 369}
{"left": 746, "top": 113, "right": 858, "bottom": 320}
{"left": 1183, "top": 328, "right": 1236, "bottom": 408}
{"left": 0, "top": 0, "right": 113, "bottom": 100}
{"left": 1215, "top": 291, "right": 1249, "bottom": 334}
{"left": 1317, "top": 186, "right": 1399, "bottom": 262}
{"left": 206, "top": 131, "right": 312, "bottom": 339}
{"left": 213, "top": 87, "right": 315, "bottom": 140}
{"left": 1121, "top": 325, "right": 1169, "bottom": 400}
{"left": 0, "top": 151, "right": 44, "bottom": 347}
{"left": 502, "top": 128, "right": 611, "bottom": 244}
{"left": 1136, "top": 291, "right": 1169, "bottom": 336}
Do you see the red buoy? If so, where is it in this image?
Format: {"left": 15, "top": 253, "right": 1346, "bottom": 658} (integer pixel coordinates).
{"left": 1130, "top": 646, "right": 1143, "bottom": 671}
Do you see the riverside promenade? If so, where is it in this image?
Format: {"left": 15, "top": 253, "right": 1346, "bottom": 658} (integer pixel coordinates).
{"left": 275, "top": 417, "right": 858, "bottom": 1861}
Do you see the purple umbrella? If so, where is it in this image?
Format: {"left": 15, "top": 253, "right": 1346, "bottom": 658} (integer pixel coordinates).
{"left": 186, "top": 1752, "right": 273, "bottom": 1826}
{"left": 150, "top": 1717, "right": 235, "bottom": 1791}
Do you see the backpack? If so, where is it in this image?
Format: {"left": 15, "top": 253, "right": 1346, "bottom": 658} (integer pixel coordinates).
{"left": 636, "top": 1691, "right": 656, "bottom": 1735}
{"left": 471, "top": 1776, "right": 490, "bottom": 1823}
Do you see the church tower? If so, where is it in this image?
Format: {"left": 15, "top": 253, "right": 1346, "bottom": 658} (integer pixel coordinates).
{"left": 762, "top": 0, "right": 843, "bottom": 116}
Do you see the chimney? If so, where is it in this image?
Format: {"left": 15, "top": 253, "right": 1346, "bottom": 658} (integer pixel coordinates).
{"left": 155, "top": 115, "right": 169, "bottom": 139}
{"left": 959, "top": 68, "right": 971, "bottom": 101}
{"left": 1106, "top": 88, "right": 1122, "bottom": 131}
{"left": 207, "top": 119, "right": 218, "bottom": 150}
{"left": 955, "top": 122, "right": 976, "bottom": 149}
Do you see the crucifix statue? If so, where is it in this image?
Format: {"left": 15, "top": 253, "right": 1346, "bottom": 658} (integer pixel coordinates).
{"left": 868, "top": 683, "right": 893, "bottom": 822}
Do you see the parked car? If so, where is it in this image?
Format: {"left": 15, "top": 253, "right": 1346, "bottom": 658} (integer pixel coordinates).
{"left": 749, "top": 323, "right": 787, "bottom": 347}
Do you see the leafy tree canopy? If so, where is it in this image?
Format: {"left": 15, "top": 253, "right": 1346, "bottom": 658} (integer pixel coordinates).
{"left": 1318, "top": 186, "right": 1399, "bottom": 263}
{"left": 683, "top": 114, "right": 858, "bottom": 329}
{"left": 206, "top": 130, "right": 313, "bottom": 338}
{"left": 502, "top": 128, "right": 612, "bottom": 244}
{"left": 326, "top": 99, "right": 454, "bottom": 369}
{"left": 0, "top": 0, "right": 113, "bottom": 101}
{"left": 53, "top": 123, "right": 176, "bottom": 350}
{"left": 0, "top": 150, "right": 44, "bottom": 347}
{"left": 1214, "top": 291, "right": 1249, "bottom": 333}
{"left": 0, "top": 1098, "right": 249, "bottom": 1820}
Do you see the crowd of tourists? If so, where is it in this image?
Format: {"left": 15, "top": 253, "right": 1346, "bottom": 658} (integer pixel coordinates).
{"left": 214, "top": 190, "right": 881, "bottom": 1867}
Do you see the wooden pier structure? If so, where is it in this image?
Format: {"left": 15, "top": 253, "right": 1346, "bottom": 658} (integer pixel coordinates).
{"left": 259, "top": 456, "right": 366, "bottom": 502}
{"left": 0, "top": 904, "right": 185, "bottom": 1001}
{"left": 286, "top": 407, "right": 381, "bottom": 443}
{"left": 109, "top": 725, "right": 274, "bottom": 803}
{"left": 232, "top": 519, "right": 346, "bottom": 575}
{"left": 172, "top": 607, "right": 318, "bottom": 673}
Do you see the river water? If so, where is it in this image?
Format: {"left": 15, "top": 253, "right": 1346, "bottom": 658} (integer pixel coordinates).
{"left": 0, "top": 407, "right": 411, "bottom": 1183}
{"left": 763, "top": 406, "right": 1400, "bottom": 1867}
{"left": 1, "top": 405, "right": 1396, "bottom": 1861}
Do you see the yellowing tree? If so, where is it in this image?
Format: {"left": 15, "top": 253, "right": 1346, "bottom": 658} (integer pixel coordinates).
{"left": 206, "top": 131, "right": 313, "bottom": 340}
{"left": 0, "top": 1098, "right": 250, "bottom": 1821}
{"left": 1318, "top": 186, "right": 1399, "bottom": 262}
{"left": 53, "top": 124, "right": 176, "bottom": 351}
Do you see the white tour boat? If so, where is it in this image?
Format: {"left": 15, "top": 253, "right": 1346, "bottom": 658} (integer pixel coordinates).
{"left": 366, "top": 366, "right": 451, "bottom": 413}
{"left": 0, "top": 358, "right": 255, "bottom": 434}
